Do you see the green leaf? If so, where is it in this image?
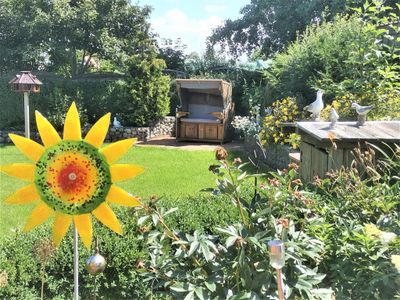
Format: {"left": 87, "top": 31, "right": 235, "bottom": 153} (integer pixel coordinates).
{"left": 184, "top": 291, "right": 195, "bottom": 300}
{"left": 226, "top": 236, "right": 238, "bottom": 248}
{"left": 170, "top": 283, "right": 190, "bottom": 293}
{"left": 205, "top": 281, "right": 216, "bottom": 292}
{"left": 194, "top": 287, "right": 206, "bottom": 300}
{"left": 200, "top": 242, "right": 213, "bottom": 261}
{"left": 137, "top": 215, "right": 149, "bottom": 225}
{"left": 188, "top": 241, "right": 199, "bottom": 256}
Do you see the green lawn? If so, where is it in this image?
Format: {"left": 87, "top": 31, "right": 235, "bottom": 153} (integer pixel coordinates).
{"left": 0, "top": 145, "right": 217, "bottom": 237}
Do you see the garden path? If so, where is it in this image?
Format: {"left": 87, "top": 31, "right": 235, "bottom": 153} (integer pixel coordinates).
{"left": 137, "top": 135, "right": 244, "bottom": 152}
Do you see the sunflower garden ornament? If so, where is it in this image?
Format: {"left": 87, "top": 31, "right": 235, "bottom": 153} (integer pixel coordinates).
{"left": 0, "top": 102, "right": 143, "bottom": 249}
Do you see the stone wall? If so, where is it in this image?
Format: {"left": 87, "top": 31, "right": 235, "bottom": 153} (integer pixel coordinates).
{"left": 0, "top": 116, "right": 176, "bottom": 144}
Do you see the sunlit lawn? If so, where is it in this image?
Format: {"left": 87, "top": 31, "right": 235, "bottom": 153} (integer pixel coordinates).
{"left": 0, "top": 144, "right": 217, "bottom": 238}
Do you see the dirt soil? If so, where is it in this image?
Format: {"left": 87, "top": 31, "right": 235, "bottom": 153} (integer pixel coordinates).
{"left": 136, "top": 136, "right": 244, "bottom": 152}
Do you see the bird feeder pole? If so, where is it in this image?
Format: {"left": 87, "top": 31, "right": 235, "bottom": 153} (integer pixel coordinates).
{"left": 23, "top": 92, "right": 30, "bottom": 138}
{"left": 9, "top": 71, "right": 43, "bottom": 138}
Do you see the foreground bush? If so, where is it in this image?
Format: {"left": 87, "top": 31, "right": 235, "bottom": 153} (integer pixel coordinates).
{"left": 0, "top": 194, "right": 236, "bottom": 299}
{"left": 139, "top": 146, "right": 400, "bottom": 299}
{"left": 0, "top": 146, "right": 399, "bottom": 299}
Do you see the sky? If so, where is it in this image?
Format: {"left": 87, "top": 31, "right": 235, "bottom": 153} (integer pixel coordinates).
{"left": 136, "top": 0, "right": 250, "bottom": 55}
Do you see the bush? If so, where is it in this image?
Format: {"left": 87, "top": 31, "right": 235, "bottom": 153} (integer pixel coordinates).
{"left": 0, "top": 72, "right": 134, "bottom": 130}
{"left": 159, "top": 194, "right": 239, "bottom": 234}
{"left": 0, "top": 192, "right": 238, "bottom": 299}
{"left": 261, "top": 97, "right": 301, "bottom": 148}
{"left": 265, "top": 2, "right": 400, "bottom": 119}
{"left": 122, "top": 53, "right": 170, "bottom": 126}
{"left": 0, "top": 208, "right": 152, "bottom": 299}
{"left": 139, "top": 145, "right": 400, "bottom": 299}
{"left": 0, "top": 68, "right": 171, "bottom": 130}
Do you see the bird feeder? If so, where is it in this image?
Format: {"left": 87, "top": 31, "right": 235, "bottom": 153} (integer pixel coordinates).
{"left": 9, "top": 71, "right": 42, "bottom": 138}
{"left": 9, "top": 71, "right": 42, "bottom": 93}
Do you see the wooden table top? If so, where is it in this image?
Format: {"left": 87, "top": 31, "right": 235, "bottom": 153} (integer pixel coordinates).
{"left": 296, "top": 121, "right": 400, "bottom": 142}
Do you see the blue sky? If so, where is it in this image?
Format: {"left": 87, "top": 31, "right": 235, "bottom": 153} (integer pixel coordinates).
{"left": 136, "top": 0, "right": 250, "bottom": 54}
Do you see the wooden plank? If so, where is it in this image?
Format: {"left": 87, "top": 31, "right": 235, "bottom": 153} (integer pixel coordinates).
{"left": 198, "top": 124, "right": 205, "bottom": 139}
{"left": 311, "top": 146, "right": 328, "bottom": 179}
{"left": 180, "top": 123, "right": 185, "bottom": 139}
{"left": 300, "top": 142, "right": 313, "bottom": 182}
{"left": 327, "top": 148, "right": 344, "bottom": 171}
{"left": 297, "top": 121, "right": 400, "bottom": 142}
{"left": 218, "top": 125, "right": 224, "bottom": 140}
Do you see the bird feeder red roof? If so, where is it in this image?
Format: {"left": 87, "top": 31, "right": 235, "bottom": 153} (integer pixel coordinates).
{"left": 9, "top": 71, "right": 43, "bottom": 93}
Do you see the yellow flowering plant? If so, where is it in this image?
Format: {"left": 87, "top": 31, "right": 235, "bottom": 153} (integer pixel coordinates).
{"left": 261, "top": 97, "right": 301, "bottom": 148}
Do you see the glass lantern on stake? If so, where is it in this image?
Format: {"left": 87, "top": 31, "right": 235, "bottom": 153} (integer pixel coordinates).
{"left": 268, "top": 240, "right": 285, "bottom": 300}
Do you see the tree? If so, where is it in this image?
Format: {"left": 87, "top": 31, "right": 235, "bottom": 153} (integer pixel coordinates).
{"left": 0, "top": 0, "right": 51, "bottom": 73}
{"left": 119, "top": 44, "right": 170, "bottom": 126}
{"left": 265, "top": 1, "right": 400, "bottom": 119}
{"left": 157, "top": 38, "right": 187, "bottom": 71}
{"left": 208, "top": 0, "right": 398, "bottom": 58}
{"left": 0, "top": 0, "right": 153, "bottom": 76}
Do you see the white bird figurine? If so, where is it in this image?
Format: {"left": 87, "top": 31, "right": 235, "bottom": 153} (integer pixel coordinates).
{"left": 351, "top": 103, "right": 374, "bottom": 115}
{"left": 303, "top": 90, "right": 324, "bottom": 121}
{"left": 329, "top": 107, "right": 339, "bottom": 128}
{"left": 352, "top": 102, "right": 374, "bottom": 126}
{"left": 113, "top": 116, "right": 122, "bottom": 128}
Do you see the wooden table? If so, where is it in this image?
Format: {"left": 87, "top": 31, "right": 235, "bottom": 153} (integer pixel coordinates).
{"left": 296, "top": 121, "right": 400, "bottom": 181}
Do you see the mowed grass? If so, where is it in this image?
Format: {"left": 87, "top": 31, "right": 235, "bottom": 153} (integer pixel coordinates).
{"left": 0, "top": 144, "right": 217, "bottom": 237}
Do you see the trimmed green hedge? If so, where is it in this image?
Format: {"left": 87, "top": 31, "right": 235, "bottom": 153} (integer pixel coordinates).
{"left": 0, "top": 194, "right": 237, "bottom": 299}
{"left": 0, "top": 71, "right": 172, "bottom": 130}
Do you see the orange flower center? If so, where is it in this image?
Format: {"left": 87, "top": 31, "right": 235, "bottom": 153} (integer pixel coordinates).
{"left": 57, "top": 163, "right": 87, "bottom": 193}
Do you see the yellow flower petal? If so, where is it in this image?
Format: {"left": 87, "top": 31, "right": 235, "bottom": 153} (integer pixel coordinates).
{"left": 73, "top": 214, "right": 92, "bottom": 249}
{"left": 4, "top": 184, "right": 39, "bottom": 204}
{"left": 110, "top": 164, "right": 144, "bottom": 182}
{"left": 23, "top": 202, "right": 53, "bottom": 232}
{"left": 35, "top": 111, "right": 61, "bottom": 147}
{"left": 93, "top": 202, "right": 123, "bottom": 235}
{"left": 84, "top": 113, "right": 111, "bottom": 148}
{"left": 63, "top": 102, "right": 81, "bottom": 141}
{"left": 9, "top": 134, "right": 44, "bottom": 162}
{"left": 0, "top": 163, "right": 35, "bottom": 181}
{"left": 100, "top": 138, "right": 136, "bottom": 164}
{"left": 106, "top": 185, "right": 142, "bottom": 207}
{"left": 52, "top": 214, "right": 72, "bottom": 247}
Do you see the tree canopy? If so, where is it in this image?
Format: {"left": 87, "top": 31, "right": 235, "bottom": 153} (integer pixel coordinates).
{"left": 208, "top": 0, "right": 398, "bottom": 58}
{"left": 0, "top": 0, "right": 153, "bottom": 76}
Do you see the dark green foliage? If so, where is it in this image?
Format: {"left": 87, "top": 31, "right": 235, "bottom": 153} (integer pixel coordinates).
{"left": 263, "top": 1, "right": 400, "bottom": 116}
{"left": 0, "top": 209, "right": 149, "bottom": 299}
{"left": 158, "top": 38, "right": 187, "bottom": 71}
{"left": 0, "top": 71, "right": 165, "bottom": 129}
{"left": 159, "top": 193, "right": 239, "bottom": 234}
{"left": 139, "top": 146, "right": 400, "bottom": 299}
{"left": 0, "top": 71, "right": 169, "bottom": 130}
{"left": 0, "top": 0, "right": 153, "bottom": 76}
{"left": 122, "top": 52, "right": 170, "bottom": 126}
{"left": 208, "top": 0, "right": 399, "bottom": 58}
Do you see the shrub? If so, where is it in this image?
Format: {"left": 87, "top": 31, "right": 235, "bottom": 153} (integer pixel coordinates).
{"left": 0, "top": 72, "right": 131, "bottom": 130}
{"left": 0, "top": 208, "right": 153, "bottom": 299}
{"left": 261, "top": 97, "right": 301, "bottom": 148}
{"left": 123, "top": 52, "right": 170, "bottom": 126}
{"left": 159, "top": 194, "right": 239, "bottom": 235}
{"left": 265, "top": 1, "right": 400, "bottom": 119}
{"left": 139, "top": 145, "right": 399, "bottom": 299}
